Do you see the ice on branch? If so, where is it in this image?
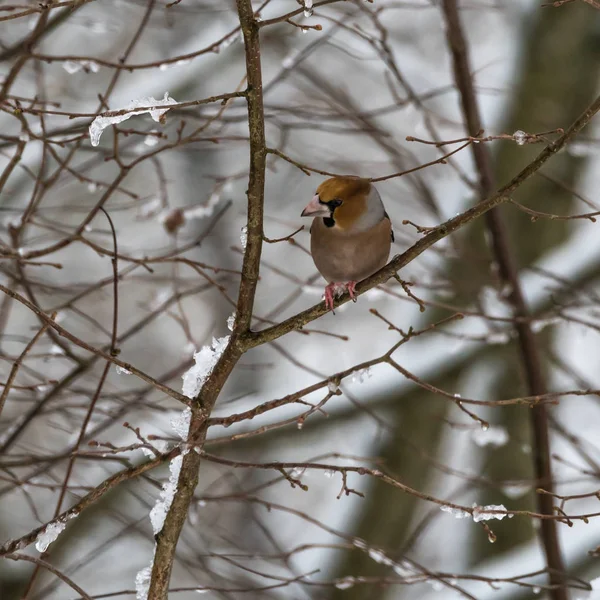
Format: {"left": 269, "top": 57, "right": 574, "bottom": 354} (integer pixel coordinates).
{"left": 89, "top": 92, "right": 178, "bottom": 147}
{"left": 513, "top": 130, "right": 527, "bottom": 146}
{"left": 304, "top": 0, "right": 314, "bottom": 17}
{"left": 471, "top": 425, "right": 509, "bottom": 448}
{"left": 351, "top": 368, "right": 372, "bottom": 384}
{"left": 440, "top": 505, "right": 471, "bottom": 519}
{"left": 35, "top": 520, "right": 66, "bottom": 552}
{"left": 35, "top": 512, "right": 77, "bottom": 552}
{"left": 440, "top": 503, "right": 512, "bottom": 522}
{"left": 181, "top": 337, "right": 230, "bottom": 399}
{"left": 240, "top": 226, "right": 248, "bottom": 249}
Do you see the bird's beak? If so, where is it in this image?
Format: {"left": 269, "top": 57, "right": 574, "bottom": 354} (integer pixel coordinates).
{"left": 301, "top": 194, "right": 330, "bottom": 218}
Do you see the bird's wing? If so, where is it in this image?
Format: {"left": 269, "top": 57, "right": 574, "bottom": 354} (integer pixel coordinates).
{"left": 384, "top": 211, "right": 395, "bottom": 242}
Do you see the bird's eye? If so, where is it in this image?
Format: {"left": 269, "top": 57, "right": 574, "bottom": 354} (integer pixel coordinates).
{"left": 327, "top": 199, "right": 342, "bottom": 209}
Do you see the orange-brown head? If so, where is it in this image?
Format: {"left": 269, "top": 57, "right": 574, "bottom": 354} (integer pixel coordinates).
{"left": 301, "top": 176, "right": 384, "bottom": 232}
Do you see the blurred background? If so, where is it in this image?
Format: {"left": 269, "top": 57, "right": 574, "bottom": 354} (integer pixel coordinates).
{"left": 1, "top": 0, "right": 600, "bottom": 598}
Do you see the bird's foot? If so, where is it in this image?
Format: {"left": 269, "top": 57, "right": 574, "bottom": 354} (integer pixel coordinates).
{"left": 346, "top": 281, "right": 358, "bottom": 302}
{"left": 324, "top": 283, "right": 337, "bottom": 312}
{"left": 324, "top": 281, "right": 359, "bottom": 312}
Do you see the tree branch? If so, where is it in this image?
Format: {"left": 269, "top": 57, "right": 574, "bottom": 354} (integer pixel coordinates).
{"left": 440, "top": 1, "right": 568, "bottom": 597}
{"left": 147, "top": 0, "right": 267, "bottom": 597}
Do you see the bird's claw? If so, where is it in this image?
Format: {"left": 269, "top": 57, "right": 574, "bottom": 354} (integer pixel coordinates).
{"left": 324, "top": 283, "right": 336, "bottom": 312}
{"left": 346, "top": 281, "right": 357, "bottom": 302}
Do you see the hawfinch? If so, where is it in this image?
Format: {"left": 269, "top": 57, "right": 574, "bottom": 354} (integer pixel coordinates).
{"left": 301, "top": 176, "right": 394, "bottom": 311}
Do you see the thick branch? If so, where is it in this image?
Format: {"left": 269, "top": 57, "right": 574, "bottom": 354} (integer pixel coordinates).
{"left": 441, "top": 1, "right": 568, "bottom": 597}
{"left": 147, "top": 0, "right": 267, "bottom": 597}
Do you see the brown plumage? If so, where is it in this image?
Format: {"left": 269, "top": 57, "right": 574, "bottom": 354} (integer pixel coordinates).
{"left": 310, "top": 216, "right": 392, "bottom": 283}
{"left": 300, "top": 176, "right": 393, "bottom": 311}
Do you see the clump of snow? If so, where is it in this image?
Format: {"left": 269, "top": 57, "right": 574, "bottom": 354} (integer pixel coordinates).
{"left": 63, "top": 60, "right": 100, "bottom": 74}
{"left": 135, "top": 565, "right": 152, "bottom": 600}
{"left": 115, "top": 365, "right": 132, "bottom": 375}
{"left": 335, "top": 577, "right": 356, "bottom": 590}
{"left": 472, "top": 503, "right": 512, "bottom": 523}
{"left": 35, "top": 520, "right": 67, "bottom": 552}
{"left": 149, "top": 453, "right": 185, "bottom": 534}
{"left": 240, "top": 226, "right": 248, "bottom": 249}
{"left": 227, "top": 311, "right": 236, "bottom": 332}
{"left": 471, "top": 425, "right": 509, "bottom": 448}
{"left": 368, "top": 548, "right": 393, "bottom": 566}
{"left": 181, "top": 336, "right": 230, "bottom": 399}
{"left": 171, "top": 407, "right": 191, "bottom": 440}
{"left": 304, "top": 0, "right": 314, "bottom": 17}
{"left": 328, "top": 380, "right": 339, "bottom": 393}
{"left": 89, "top": 92, "right": 177, "bottom": 147}
{"left": 19, "top": 132, "right": 29, "bottom": 142}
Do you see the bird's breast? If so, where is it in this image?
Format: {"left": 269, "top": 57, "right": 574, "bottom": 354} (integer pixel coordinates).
{"left": 310, "top": 218, "right": 392, "bottom": 283}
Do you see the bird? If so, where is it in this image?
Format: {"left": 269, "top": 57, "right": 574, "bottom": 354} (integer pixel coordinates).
{"left": 300, "top": 176, "right": 394, "bottom": 311}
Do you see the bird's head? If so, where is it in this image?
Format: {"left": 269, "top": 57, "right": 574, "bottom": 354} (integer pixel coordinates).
{"left": 301, "top": 176, "right": 384, "bottom": 231}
